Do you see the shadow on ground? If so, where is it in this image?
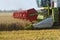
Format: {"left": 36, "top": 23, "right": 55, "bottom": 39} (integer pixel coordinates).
{"left": 0, "top": 23, "right": 60, "bottom": 31}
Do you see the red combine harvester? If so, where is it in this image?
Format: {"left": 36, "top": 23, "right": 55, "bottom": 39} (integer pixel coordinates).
{"left": 13, "top": 8, "right": 38, "bottom": 22}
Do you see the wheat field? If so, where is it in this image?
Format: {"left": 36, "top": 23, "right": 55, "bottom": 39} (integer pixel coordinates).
{"left": 0, "top": 12, "right": 60, "bottom": 40}
{"left": 0, "top": 12, "right": 33, "bottom": 30}
{"left": 0, "top": 30, "right": 60, "bottom": 40}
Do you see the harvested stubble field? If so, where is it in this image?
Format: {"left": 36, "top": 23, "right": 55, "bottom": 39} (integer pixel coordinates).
{"left": 0, "top": 12, "right": 60, "bottom": 40}
{"left": 0, "top": 30, "right": 60, "bottom": 40}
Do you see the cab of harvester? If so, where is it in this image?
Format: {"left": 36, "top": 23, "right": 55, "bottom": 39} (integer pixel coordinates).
{"left": 36, "top": 0, "right": 60, "bottom": 25}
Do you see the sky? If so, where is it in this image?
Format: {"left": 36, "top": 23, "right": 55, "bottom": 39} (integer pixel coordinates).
{"left": 0, "top": 0, "right": 38, "bottom": 10}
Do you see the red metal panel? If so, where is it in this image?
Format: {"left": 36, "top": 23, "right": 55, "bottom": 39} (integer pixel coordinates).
{"left": 13, "top": 8, "right": 38, "bottom": 22}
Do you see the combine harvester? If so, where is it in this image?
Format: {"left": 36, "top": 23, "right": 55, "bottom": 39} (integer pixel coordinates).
{"left": 33, "top": 0, "right": 60, "bottom": 28}
{"left": 13, "top": 8, "right": 53, "bottom": 28}
{"left": 13, "top": 0, "right": 60, "bottom": 28}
